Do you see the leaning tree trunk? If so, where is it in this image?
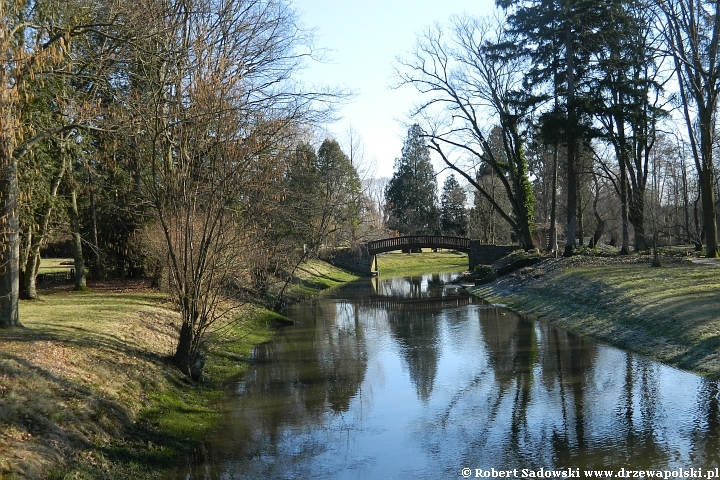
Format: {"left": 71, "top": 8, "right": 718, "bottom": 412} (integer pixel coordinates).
{"left": 21, "top": 250, "right": 40, "bottom": 300}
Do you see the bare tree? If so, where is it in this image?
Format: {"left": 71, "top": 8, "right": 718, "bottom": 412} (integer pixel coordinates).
{"left": 395, "top": 13, "right": 535, "bottom": 248}
{"left": 122, "top": 0, "right": 335, "bottom": 377}
{"left": 658, "top": 0, "right": 720, "bottom": 257}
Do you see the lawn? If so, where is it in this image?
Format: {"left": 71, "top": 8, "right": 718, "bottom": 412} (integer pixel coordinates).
{"left": 374, "top": 249, "right": 469, "bottom": 276}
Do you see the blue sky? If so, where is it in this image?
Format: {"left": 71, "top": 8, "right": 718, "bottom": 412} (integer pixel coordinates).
{"left": 293, "top": 0, "right": 496, "bottom": 179}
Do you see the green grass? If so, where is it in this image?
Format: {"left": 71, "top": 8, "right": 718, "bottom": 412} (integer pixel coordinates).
{"left": 0, "top": 257, "right": 358, "bottom": 479}
{"left": 375, "top": 249, "right": 468, "bottom": 276}
{"left": 283, "top": 258, "right": 360, "bottom": 298}
{"left": 473, "top": 259, "right": 720, "bottom": 377}
{"left": 37, "top": 257, "right": 76, "bottom": 274}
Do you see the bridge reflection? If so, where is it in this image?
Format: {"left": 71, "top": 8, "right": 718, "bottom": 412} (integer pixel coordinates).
{"left": 355, "top": 272, "right": 475, "bottom": 313}
{"left": 355, "top": 294, "right": 474, "bottom": 312}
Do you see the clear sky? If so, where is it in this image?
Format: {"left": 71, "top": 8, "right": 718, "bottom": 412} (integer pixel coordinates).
{"left": 292, "top": 0, "right": 496, "bottom": 180}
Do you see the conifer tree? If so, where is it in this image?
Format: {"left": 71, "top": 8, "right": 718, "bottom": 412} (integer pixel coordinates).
{"left": 384, "top": 125, "right": 440, "bottom": 236}
{"left": 497, "top": 0, "right": 609, "bottom": 254}
{"left": 440, "top": 174, "right": 468, "bottom": 237}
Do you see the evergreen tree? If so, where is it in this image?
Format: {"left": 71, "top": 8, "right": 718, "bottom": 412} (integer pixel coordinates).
{"left": 284, "top": 140, "right": 362, "bottom": 253}
{"left": 440, "top": 174, "right": 468, "bottom": 237}
{"left": 384, "top": 125, "right": 440, "bottom": 236}
{"left": 497, "top": 0, "right": 610, "bottom": 254}
{"left": 591, "top": 0, "right": 666, "bottom": 254}
{"left": 316, "top": 139, "right": 363, "bottom": 246}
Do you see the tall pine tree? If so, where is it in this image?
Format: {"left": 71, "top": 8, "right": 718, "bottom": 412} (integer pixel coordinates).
{"left": 385, "top": 125, "right": 440, "bottom": 236}
{"left": 497, "top": 0, "right": 609, "bottom": 254}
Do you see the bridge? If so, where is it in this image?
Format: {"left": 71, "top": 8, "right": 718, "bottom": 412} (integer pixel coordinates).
{"left": 330, "top": 235, "right": 516, "bottom": 275}
{"left": 366, "top": 236, "right": 471, "bottom": 255}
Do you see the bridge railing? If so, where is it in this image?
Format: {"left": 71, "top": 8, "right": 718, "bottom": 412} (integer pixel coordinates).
{"left": 367, "top": 236, "right": 471, "bottom": 255}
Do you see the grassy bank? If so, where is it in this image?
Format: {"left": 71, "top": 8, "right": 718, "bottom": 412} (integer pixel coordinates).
{"left": 0, "top": 259, "right": 358, "bottom": 479}
{"left": 375, "top": 249, "right": 468, "bottom": 276}
{"left": 472, "top": 255, "right": 720, "bottom": 377}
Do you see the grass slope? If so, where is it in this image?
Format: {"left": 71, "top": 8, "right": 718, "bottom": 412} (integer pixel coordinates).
{"left": 0, "top": 259, "right": 359, "bottom": 479}
{"left": 473, "top": 256, "right": 720, "bottom": 377}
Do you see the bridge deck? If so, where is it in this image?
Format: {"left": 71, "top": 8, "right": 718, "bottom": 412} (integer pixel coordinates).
{"left": 367, "top": 235, "right": 471, "bottom": 255}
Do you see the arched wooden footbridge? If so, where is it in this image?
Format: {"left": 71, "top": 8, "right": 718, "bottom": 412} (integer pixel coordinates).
{"left": 366, "top": 236, "right": 471, "bottom": 255}
{"left": 361, "top": 235, "right": 515, "bottom": 274}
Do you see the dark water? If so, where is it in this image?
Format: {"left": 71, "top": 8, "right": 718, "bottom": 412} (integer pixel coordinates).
{"left": 175, "top": 272, "right": 720, "bottom": 479}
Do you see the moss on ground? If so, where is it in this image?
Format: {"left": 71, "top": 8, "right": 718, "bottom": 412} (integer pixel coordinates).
{"left": 0, "top": 260, "right": 358, "bottom": 479}
{"left": 472, "top": 255, "right": 720, "bottom": 378}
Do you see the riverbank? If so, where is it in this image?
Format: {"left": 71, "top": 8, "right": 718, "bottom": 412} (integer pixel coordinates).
{"left": 472, "top": 254, "right": 720, "bottom": 378}
{"left": 0, "top": 259, "right": 359, "bottom": 479}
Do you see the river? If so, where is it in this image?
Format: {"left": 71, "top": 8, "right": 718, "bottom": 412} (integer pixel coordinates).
{"left": 173, "top": 271, "right": 720, "bottom": 479}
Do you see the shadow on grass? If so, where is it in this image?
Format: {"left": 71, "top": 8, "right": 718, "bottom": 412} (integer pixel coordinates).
{"left": 0, "top": 344, "right": 215, "bottom": 478}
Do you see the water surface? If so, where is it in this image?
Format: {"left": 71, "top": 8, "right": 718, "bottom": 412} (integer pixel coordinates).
{"left": 175, "top": 272, "right": 720, "bottom": 479}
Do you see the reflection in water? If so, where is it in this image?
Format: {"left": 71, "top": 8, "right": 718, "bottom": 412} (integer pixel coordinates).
{"left": 173, "top": 272, "right": 720, "bottom": 479}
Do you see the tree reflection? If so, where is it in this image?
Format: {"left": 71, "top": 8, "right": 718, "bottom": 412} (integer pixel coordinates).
{"left": 175, "top": 276, "right": 720, "bottom": 479}
{"left": 387, "top": 309, "right": 441, "bottom": 401}
{"left": 177, "top": 297, "right": 369, "bottom": 479}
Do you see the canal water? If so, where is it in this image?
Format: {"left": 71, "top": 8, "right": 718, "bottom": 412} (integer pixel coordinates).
{"left": 174, "top": 272, "right": 720, "bottom": 479}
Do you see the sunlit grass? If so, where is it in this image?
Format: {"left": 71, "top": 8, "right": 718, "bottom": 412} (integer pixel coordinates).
{"left": 37, "top": 257, "right": 75, "bottom": 274}
{"left": 286, "top": 258, "right": 360, "bottom": 298}
{"left": 2, "top": 290, "right": 275, "bottom": 478}
{"left": 375, "top": 249, "right": 468, "bottom": 276}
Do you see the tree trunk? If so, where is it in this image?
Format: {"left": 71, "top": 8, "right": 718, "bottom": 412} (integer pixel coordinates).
{"left": 590, "top": 176, "right": 605, "bottom": 248}
{"left": 577, "top": 188, "right": 584, "bottom": 247}
{"left": 20, "top": 157, "right": 65, "bottom": 300}
{"left": 628, "top": 194, "right": 647, "bottom": 252}
{"left": 20, "top": 250, "right": 40, "bottom": 300}
{"left": 68, "top": 187, "right": 87, "bottom": 290}
{"left": 0, "top": 158, "right": 20, "bottom": 327}
{"left": 619, "top": 160, "right": 630, "bottom": 255}
{"left": 700, "top": 167, "right": 718, "bottom": 257}
{"left": 88, "top": 169, "right": 103, "bottom": 278}
{"left": 565, "top": 139, "right": 578, "bottom": 256}
{"left": 173, "top": 319, "right": 194, "bottom": 376}
{"left": 682, "top": 158, "right": 690, "bottom": 243}
{"left": 563, "top": 19, "right": 577, "bottom": 257}
{"left": 548, "top": 144, "right": 558, "bottom": 253}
